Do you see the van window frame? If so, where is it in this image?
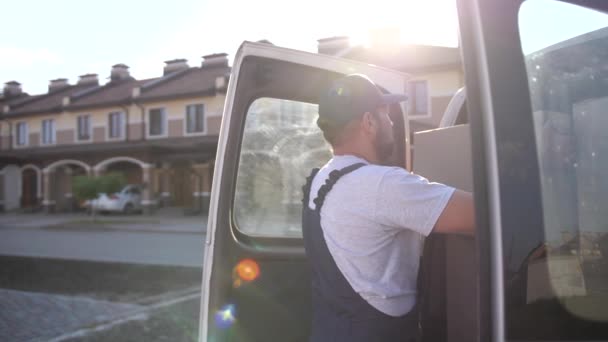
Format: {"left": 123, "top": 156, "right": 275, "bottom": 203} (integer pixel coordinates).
{"left": 224, "top": 56, "right": 409, "bottom": 253}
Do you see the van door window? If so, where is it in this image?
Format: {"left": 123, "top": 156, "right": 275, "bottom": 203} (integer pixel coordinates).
{"left": 234, "top": 97, "right": 331, "bottom": 238}
{"left": 514, "top": 0, "right": 608, "bottom": 338}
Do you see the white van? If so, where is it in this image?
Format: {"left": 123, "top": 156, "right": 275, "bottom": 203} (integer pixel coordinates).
{"left": 201, "top": 0, "right": 608, "bottom": 341}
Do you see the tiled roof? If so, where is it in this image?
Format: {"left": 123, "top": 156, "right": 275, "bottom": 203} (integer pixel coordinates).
{"left": 138, "top": 69, "right": 190, "bottom": 91}
{"left": 0, "top": 93, "right": 35, "bottom": 109}
{"left": 138, "top": 65, "right": 230, "bottom": 101}
{"left": 2, "top": 60, "right": 230, "bottom": 114}
{"left": 67, "top": 78, "right": 145, "bottom": 110}
{"left": 5, "top": 84, "right": 98, "bottom": 116}
{"left": 65, "top": 65, "right": 230, "bottom": 109}
{"left": 342, "top": 44, "right": 462, "bottom": 73}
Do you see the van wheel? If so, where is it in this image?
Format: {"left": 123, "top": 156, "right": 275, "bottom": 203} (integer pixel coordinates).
{"left": 123, "top": 203, "right": 134, "bottom": 215}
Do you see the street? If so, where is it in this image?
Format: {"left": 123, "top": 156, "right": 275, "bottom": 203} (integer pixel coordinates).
{"left": 0, "top": 226, "right": 205, "bottom": 267}
{"left": 0, "top": 212, "right": 206, "bottom": 267}
{"left": 0, "top": 212, "right": 207, "bottom": 341}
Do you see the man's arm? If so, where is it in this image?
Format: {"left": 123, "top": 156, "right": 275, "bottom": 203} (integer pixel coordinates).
{"left": 433, "top": 189, "right": 475, "bottom": 235}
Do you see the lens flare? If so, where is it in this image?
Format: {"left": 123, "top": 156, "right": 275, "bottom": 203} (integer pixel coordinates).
{"left": 236, "top": 258, "right": 260, "bottom": 282}
{"left": 215, "top": 304, "right": 236, "bottom": 329}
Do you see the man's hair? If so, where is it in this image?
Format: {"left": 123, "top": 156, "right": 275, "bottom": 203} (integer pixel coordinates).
{"left": 317, "top": 109, "right": 387, "bottom": 146}
{"left": 317, "top": 116, "right": 341, "bottom": 146}
{"left": 317, "top": 111, "right": 365, "bottom": 146}
{"left": 317, "top": 74, "right": 406, "bottom": 145}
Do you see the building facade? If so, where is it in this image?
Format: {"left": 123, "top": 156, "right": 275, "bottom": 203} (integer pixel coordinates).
{"left": 0, "top": 54, "right": 230, "bottom": 214}
{"left": 317, "top": 35, "right": 465, "bottom": 135}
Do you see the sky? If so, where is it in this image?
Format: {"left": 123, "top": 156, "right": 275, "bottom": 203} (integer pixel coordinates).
{"left": 0, "top": 0, "right": 459, "bottom": 94}
{"left": 1, "top": 0, "right": 606, "bottom": 95}
{"left": 519, "top": 0, "right": 608, "bottom": 54}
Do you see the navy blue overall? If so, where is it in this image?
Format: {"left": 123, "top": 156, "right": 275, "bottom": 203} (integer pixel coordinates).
{"left": 302, "top": 164, "right": 419, "bottom": 342}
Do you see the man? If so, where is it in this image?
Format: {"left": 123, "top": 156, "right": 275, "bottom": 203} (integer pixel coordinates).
{"left": 302, "top": 74, "right": 475, "bottom": 342}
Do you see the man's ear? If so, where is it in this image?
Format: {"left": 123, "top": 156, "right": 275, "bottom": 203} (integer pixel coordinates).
{"left": 361, "top": 111, "right": 375, "bottom": 131}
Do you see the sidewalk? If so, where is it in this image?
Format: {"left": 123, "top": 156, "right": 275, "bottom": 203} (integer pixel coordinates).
{"left": 0, "top": 287, "right": 201, "bottom": 342}
{"left": 0, "top": 210, "right": 208, "bottom": 234}
{"left": 0, "top": 288, "right": 145, "bottom": 342}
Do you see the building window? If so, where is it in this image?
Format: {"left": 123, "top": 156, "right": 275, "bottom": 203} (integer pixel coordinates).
{"left": 409, "top": 80, "right": 429, "bottom": 115}
{"left": 108, "top": 111, "right": 124, "bottom": 139}
{"left": 148, "top": 108, "right": 166, "bottom": 137}
{"left": 77, "top": 115, "right": 91, "bottom": 141}
{"left": 186, "top": 104, "right": 205, "bottom": 134}
{"left": 16, "top": 122, "right": 28, "bottom": 146}
{"left": 41, "top": 119, "right": 55, "bottom": 145}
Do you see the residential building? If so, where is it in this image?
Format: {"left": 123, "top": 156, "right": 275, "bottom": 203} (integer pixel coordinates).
{"left": 0, "top": 35, "right": 463, "bottom": 215}
{"left": 0, "top": 54, "right": 230, "bottom": 214}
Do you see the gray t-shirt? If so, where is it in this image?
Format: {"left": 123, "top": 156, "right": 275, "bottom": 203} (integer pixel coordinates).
{"left": 308, "top": 155, "right": 455, "bottom": 316}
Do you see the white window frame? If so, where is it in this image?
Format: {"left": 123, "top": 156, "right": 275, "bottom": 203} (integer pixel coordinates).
{"left": 107, "top": 111, "right": 126, "bottom": 141}
{"left": 41, "top": 119, "right": 56, "bottom": 146}
{"left": 14, "top": 121, "right": 28, "bottom": 147}
{"left": 147, "top": 107, "right": 168, "bottom": 138}
{"left": 184, "top": 103, "right": 206, "bottom": 136}
{"left": 76, "top": 114, "right": 92, "bottom": 142}
{"left": 407, "top": 79, "right": 432, "bottom": 119}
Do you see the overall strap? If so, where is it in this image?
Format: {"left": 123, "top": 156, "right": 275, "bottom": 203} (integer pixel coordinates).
{"left": 302, "top": 167, "right": 321, "bottom": 206}
{"left": 313, "top": 163, "right": 366, "bottom": 211}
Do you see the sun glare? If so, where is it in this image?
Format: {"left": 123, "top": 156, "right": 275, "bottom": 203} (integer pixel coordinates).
{"left": 330, "top": 0, "right": 459, "bottom": 48}
{"left": 175, "top": 0, "right": 458, "bottom": 65}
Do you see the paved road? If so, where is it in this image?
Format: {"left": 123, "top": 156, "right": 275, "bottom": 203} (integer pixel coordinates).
{"left": 0, "top": 227, "right": 205, "bottom": 267}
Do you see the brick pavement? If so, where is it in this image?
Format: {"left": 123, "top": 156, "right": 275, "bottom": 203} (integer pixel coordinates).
{"left": 0, "top": 289, "right": 144, "bottom": 342}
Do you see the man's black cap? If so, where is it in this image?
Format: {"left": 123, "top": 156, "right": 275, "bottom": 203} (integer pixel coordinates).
{"left": 318, "top": 74, "right": 407, "bottom": 130}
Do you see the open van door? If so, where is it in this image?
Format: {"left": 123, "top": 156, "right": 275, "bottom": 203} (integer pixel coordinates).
{"left": 200, "top": 42, "right": 411, "bottom": 342}
{"left": 458, "top": 0, "right": 608, "bottom": 340}
{"left": 202, "top": 1, "right": 608, "bottom": 341}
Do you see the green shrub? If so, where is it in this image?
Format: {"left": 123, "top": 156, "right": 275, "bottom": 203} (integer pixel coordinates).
{"left": 72, "top": 176, "right": 99, "bottom": 202}
{"left": 98, "top": 172, "right": 127, "bottom": 195}
{"left": 72, "top": 173, "right": 128, "bottom": 201}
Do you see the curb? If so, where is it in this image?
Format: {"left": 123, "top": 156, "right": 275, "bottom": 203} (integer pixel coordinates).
{"left": 47, "top": 227, "right": 206, "bottom": 235}
{"left": 39, "top": 223, "right": 206, "bottom": 235}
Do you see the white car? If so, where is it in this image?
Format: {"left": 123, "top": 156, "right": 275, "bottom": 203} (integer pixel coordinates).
{"left": 89, "top": 184, "right": 143, "bottom": 214}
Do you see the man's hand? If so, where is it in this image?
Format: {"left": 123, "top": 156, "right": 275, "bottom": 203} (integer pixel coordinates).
{"left": 433, "top": 189, "right": 476, "bottom": 235}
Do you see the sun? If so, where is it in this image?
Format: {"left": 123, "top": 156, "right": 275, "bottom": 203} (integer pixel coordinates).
{"left": 337, "top": 0, "right": 459, "bottom": 48}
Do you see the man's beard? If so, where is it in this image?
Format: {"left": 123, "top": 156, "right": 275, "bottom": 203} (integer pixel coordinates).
{"left": 374, "top": 133, "right": 395, "bottom": 165}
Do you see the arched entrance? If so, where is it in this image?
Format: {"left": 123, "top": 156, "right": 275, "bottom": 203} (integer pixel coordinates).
{"left": 21, "top": 167, "right": 39, "bottom": 208}
{"left": 94, "top": 157, "right": 149, "bottom": 186}
{"left": 105, "top": 162, "right": 143, "bottom": 184}
{"left": 44, "top": 159, "right": 90, "bottom": 174}
{"left": 42, "top": 160, "right": 91, "bottom": 213}
{"left": 20, "top": 164, "right": 42, "bottom": 209}
{"left": 93, "top": 156, "right": 148, "bottom": 173}
{"left": 94, "top": 156, "right": 154, "bottom": 214}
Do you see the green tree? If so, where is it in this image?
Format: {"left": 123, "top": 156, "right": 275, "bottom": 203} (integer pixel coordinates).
{"left": 98, "top": 172, "right": 127, "bottom": 195}
{"left": 72, "top": 172, "right": 127, "bottom": 221}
